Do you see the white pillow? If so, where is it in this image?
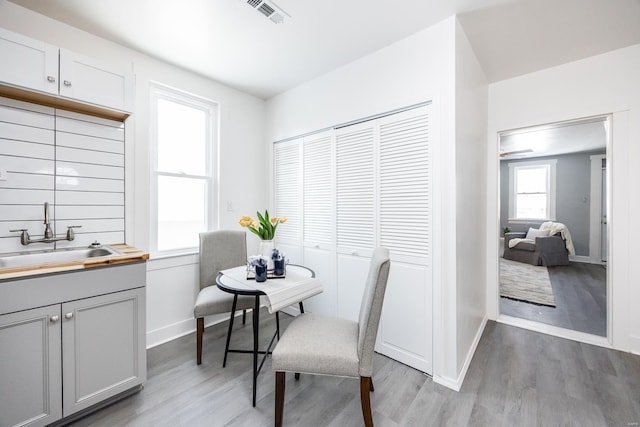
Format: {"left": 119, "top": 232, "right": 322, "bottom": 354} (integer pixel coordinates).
{"left": 525, "top": 227, "right": 551, "bottom": 240}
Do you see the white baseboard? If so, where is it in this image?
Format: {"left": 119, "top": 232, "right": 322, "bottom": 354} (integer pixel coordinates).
{"left": 146, "top": 312, "right": 244, "bottom": 349}
{"left": 433, "top": 315, "right": 488, "bottom": 392}
{"left": 569, "top": 255, "right": 601, "bottom": 264}
{"left": 146, "top": 318, "right": 196, "bottom": 349}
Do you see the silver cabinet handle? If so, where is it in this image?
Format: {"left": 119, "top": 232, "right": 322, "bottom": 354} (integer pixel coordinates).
{"left": 64, "top": 312, "right": 73, "bottom": 320}
{"left": 47, "top": 75, "right": 56, "bottom": 82}
{"left": 63, "top": 80, "right": 71, "bottom": 87}
{"left": 50, "top": 315, "right": 59, "bottom": 323}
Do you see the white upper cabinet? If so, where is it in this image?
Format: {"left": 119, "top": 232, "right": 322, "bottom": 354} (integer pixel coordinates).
{"left": 0, "top": 27, "right": 58, "bottom": 96}
{"left": 59, "top": 49, "right": 133, "bottom": 112}
{"left": 0, "top": 28, "right": 133, "bottom": 114}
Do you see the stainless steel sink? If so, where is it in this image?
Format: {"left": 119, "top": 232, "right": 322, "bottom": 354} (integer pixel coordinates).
{"left": 0, "top": 246, "right": 121, "bottom": 269}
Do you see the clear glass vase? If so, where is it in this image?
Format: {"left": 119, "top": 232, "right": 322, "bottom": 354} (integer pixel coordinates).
{"left": 260, "top": 240, "right": 275, "bottom": 270}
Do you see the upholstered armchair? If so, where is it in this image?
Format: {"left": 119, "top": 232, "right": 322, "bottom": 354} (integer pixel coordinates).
{"left": 503, "top": 231, "right": 569, "bottom": 266}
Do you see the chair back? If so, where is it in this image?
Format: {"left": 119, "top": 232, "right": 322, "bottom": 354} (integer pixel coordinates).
{"left": 199, "top": 230, "right": 247, "bottom": 290}
{"left": 357, "top": 247, "right": 391, "bottom": 377}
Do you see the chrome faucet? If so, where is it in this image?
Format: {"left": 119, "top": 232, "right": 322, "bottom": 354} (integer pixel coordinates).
{"left": 10, "top": 202, "right": 82, "bottom": 245}
{"left": 43, "top": 202, "right": 54, "bottom": 239}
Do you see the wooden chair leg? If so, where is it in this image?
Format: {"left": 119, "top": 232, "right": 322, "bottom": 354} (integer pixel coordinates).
{"left": 360, "top": 376, "right": 374, "bottom": 427}
{"left": 196, "top": 317, "right": 204, "bottom": 365}
{"left": 275, "top": 371, "right": 286, "bottom": 427}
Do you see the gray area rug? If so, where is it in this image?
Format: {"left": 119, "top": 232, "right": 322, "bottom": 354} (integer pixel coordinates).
{"left": 500, "top": 258, "right": 556, "bottom": 307}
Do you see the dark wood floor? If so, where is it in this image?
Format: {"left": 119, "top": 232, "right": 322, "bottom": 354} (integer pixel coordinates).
{"left": 68, "top": 313, "right": 640, "bottom": 426}
{"left": 501, "top": 262, "right": 607, "bottom": 336}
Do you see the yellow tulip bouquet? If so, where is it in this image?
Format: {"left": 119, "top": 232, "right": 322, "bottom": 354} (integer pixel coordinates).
{"left": 239, "top": 210, "right": 286, "bottom": 240}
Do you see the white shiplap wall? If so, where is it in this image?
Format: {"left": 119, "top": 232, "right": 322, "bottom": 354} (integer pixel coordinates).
{"left": 0, "top": 97, "right": 125, "bottom": 253}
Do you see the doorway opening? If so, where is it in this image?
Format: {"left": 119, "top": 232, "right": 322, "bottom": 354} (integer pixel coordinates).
{"left": 498, "top": 116, "right": 610, "bottom": 337}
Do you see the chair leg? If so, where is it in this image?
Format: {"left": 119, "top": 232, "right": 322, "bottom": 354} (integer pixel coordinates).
{"left": 370, "top": 377, "right": 375, "bottom": 392}
{"left": 276, "top": 311, "right": 281, "bottom": 340}
{"left": 299, "top": 301, "right": 305, "bottom": 314}
{"left": 360, "top": 376, "right": 374, "bottom": 427}
{"left": 275, "top": 371, "right": 285, "bottom": 427}
{"left": 223, "top": 295, "right": 239, "bottom": 368}
{"left": 196, "top": 317, "right": 204, "bottom": 365}
{"left": 294, "top": 373, "right": 300, "bottom": 380}
{"left": 242, "top": 309, "right": 247, "bottom": 324}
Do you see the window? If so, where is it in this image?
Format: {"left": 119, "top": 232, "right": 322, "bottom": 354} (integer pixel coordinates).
{"left": 508, "top": 160, "right": 556, "bottom": 221}
{"left": 150, "top": 84, "right": 217, "bottom": 255}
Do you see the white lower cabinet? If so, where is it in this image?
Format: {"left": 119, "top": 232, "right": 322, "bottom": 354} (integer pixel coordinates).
{"left": 0, "top": 263, "right": 147, "bottom": 427}
{"left": 0, "top": 305, "right": 62, "bottom": 427}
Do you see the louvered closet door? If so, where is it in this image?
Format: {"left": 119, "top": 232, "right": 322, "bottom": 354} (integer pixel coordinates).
{"left": 376, "top": 105, "right": 433, "bottom": 374}
{"left": 273, "top": 139, "right": 302, "bottom": 263}
{"left": 335, "top": 121, "right": 376, "bottom": 321}
{"left": 302, "top": 130, "right": 336, "bottom": 315}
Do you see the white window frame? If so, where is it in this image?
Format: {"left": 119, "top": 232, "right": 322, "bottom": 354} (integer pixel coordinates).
{"left": 508, "top": 159, "right": 557, "bottom": 222}
{"left": 149, "top": 82, "right": 218, "bottom": 257}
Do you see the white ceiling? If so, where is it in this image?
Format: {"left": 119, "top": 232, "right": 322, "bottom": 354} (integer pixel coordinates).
{"left": 9, "top": 0, "right": 640, "bottom": 99}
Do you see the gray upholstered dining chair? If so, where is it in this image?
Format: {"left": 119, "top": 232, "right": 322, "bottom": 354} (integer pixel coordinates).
{"left": 272, "top": 247, "right": 391, "bottom": 427}
{"left": 194, "top": 230, "right": 255, "bottom": 365}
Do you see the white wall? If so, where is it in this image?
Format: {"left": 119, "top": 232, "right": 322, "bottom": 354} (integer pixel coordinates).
{"left": 454, "top": 20, "right": 488, "bottom": 379}
{"left": 0, "top": 1, "right": 267, "bottom": 348}
{"left": 486, "top": 44, "right": 640, "bottom": 354}
{"left": 266, "top": 17, "right": 468, "bottom": 386}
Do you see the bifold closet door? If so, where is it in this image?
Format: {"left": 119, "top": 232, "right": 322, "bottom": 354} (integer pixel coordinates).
{"left": 302, "top": 130, "right": 336, "bottom": 316}
{"left": 273, "top": 139, "right": 302, "bottom": 264}
{"left": 335, "top": 121, "right": 376, "bottom": 322}
{"left": 376, "top": 105, "right": 433, "bottom": 374}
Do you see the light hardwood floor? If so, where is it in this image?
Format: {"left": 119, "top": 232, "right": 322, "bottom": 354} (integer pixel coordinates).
{"left": 68, "top": 311, "right": 640, "bottom": 426}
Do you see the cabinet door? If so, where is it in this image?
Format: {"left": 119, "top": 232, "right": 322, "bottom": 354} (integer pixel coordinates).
{"left": 0, "top": 28, "right": 58, "bottom": 95}
{"left": 0, "top": 305, "right": 62, "bottom": 427}
{"left": 62, "top": 287, "right": 146, "bottom": 416}
{"left": 59, "top": 49, "right": 133, "bottom": 112}
{"left": 302, "top": 131, "right": 336, "bottom": 315}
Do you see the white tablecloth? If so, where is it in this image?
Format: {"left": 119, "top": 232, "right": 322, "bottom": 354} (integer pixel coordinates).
{"left": 219, "top": 266, "right": 322, "bottom": 313}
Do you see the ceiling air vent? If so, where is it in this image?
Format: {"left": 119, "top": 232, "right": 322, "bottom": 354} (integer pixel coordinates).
{"left": 242, "top": 0, "right": 290, "bottom": 24}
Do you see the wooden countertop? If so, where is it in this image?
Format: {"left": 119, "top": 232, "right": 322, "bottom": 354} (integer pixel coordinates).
{"left": 0, "top": 244, "right": 149, "bottom": 280}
